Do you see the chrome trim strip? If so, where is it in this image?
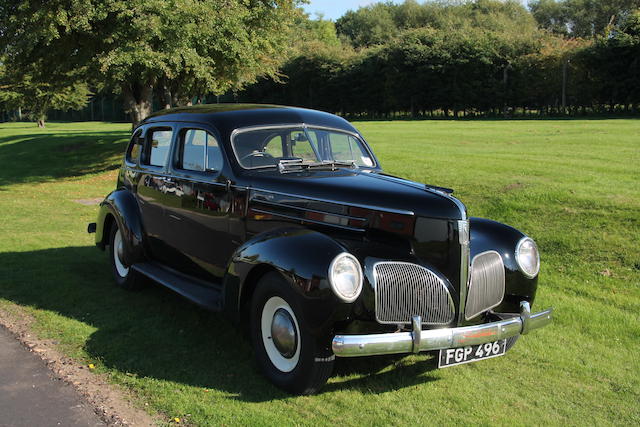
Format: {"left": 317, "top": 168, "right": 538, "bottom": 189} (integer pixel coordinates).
{"left": 251, "top": 198, "right": 367, "bottom": 222}
{"left": 249, "top": 207, "right": 366, "bottom": 232}
{"left": 448, "top": 195, "right": 467, "bottom": 221}
{"left": 457, "top": 219, "right": 471, "bottom": 323}
{"left": 250, "top": 188, "right": 415, "bottom": 216}
{"left": 332, "top": 303, "right": 553, "bottom": 357}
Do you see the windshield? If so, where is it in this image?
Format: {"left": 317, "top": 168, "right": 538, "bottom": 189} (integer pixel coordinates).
{"left": 232, "top": 126, "right": 376, "bottom": 170}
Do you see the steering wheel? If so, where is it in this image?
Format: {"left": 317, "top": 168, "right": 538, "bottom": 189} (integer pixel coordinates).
{"left": 240, "top": 151, "right": 276, "bottom": 162}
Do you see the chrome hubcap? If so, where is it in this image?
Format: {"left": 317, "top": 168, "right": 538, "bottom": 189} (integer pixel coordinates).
{"left": 271, "top": 308, "right": 297, "bottom": 358}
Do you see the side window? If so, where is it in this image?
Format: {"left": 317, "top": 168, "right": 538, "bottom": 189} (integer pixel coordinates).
{"left": 143, "top": 128, "right": 173, "bottom": 167}
{"left": 329, "top": 133, "right": 373, "bottom": 167}
{"left": 126, "top": 130, "right": 143, "bottom": 163}
{"left": 180, "top": 129, "right": 206, "bottom": 171}
{"left": 178, "top": 129, "right": 223, "bottom": 172}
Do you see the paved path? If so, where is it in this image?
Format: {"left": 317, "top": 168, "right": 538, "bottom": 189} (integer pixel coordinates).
{"left": 0, "top": 326, "right": 104, "bottom": 427}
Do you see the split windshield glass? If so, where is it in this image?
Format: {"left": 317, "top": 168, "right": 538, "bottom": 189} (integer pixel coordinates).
{"left": 232, "top": 127, "right": 375, "bottom": 171}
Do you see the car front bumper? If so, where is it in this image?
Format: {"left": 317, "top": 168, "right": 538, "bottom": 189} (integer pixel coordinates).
{"left": 332, "top": 301, "right": 552, "bottom": 357}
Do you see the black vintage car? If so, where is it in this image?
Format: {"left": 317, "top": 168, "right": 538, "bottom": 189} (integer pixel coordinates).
{"left": 89, "top": 104, "right": 552, "bottom": 394}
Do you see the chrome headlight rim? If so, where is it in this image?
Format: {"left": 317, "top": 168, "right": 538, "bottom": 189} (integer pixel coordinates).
{"left": 515, "top": 236, "right": 540, "bottom": 279}
{"left": 328, "top": 252, "right": 363, "bottom": 303}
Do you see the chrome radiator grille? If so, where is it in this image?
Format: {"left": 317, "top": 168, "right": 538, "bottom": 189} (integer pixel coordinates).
{"left": 374, "top": 262, "right": 455, "bottom": 325}
{"left": 465, "top": 251, "right": 505, "bottom": 319}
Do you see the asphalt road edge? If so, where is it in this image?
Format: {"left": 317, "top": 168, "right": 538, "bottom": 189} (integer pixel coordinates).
{"left": 0, "top": 305, "right": 159, "bottom": 427}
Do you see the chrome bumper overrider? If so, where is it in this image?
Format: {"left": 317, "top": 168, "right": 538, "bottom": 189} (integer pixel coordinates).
{"left": 332, "top": 301, "right": 552, "bottom": 357}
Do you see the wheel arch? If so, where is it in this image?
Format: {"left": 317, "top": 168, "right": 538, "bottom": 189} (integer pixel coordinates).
{"left": 222, "top": 227, "right": 351, "bottom": 333}
{"left": 95, "top": 189, "right": 145, "bottom": 265}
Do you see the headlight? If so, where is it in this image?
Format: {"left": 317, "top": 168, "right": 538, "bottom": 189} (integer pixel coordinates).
{"left": 328, "top": 253, "right": 363, "bottom": 302}
{"left": 515, "top": 237, "right": 540, "bottom": 278}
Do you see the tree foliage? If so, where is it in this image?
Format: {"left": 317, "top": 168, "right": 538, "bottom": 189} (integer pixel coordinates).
{"left": 530, "top": 0, "right": 640, "bottom": 37}
{"left": 0, "top": 57, "right": 90, "bottom": 127}
{"left": 1, "top": 0, "right": 302, "bottom": 125}
{"left": 239, "top": 1, "right": 640, "bottom": 117}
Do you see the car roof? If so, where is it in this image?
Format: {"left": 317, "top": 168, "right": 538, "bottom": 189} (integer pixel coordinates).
{"left": 141, "top": 104, "right": 358, "bottom": 136}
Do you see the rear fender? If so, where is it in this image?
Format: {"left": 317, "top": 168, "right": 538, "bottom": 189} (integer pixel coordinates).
{"left": 95, "top": 189, "right": 145, "bottom": 266}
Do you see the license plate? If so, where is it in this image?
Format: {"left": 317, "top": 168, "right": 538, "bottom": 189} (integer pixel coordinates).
{"left": 438, "top": 339, "right": 507, "bottom": 368}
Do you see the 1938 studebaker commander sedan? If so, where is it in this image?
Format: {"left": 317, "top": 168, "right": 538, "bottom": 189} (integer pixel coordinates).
{"left": 88, "top": 104, "right": 552, "bottom": 394}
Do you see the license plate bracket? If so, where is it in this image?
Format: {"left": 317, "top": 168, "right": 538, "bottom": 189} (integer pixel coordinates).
{"left": 438, "top": 339, "right": 507, "bottom": 368}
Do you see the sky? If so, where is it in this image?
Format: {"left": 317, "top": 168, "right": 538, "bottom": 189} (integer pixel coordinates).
{"left": 302, "top": 0, "right": 389, "bottom": 21}
{"left": 302, "top": 0, "right": 529, "bottom": 21}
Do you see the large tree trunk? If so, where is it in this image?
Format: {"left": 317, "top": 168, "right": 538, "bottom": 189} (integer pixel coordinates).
{"left": 162, "top": 80, "right": 172, "bottom": 109}
{"left": 122, "top": 82, "right": 153, "bottom": 129}
{"left": 37, "top": 118, "right": 45, "bottom": 128}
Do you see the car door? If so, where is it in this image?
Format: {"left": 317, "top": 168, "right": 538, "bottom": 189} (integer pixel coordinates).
{"left": 136, "top": 124, "right": 176, "bottom": 265}
{"left": 161, "top": 124, "right": 236, "bottom": 282}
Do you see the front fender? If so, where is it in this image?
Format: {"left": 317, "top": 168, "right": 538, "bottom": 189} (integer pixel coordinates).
{"left": 95, "top": 188, "right": 145, "bottom": 266}
{"left": 223, "top": 227, "right": 350, "bottom": 336}
{"left": 470, "top": 217, "right": 539, "bottom": 312}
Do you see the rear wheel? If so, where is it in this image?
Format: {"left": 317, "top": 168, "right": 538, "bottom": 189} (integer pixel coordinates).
{"left": 250, "top": 272, "right": 334, "bottom": 395}
{"left": 108, "top": 224, "right": 141, "bottom": 290}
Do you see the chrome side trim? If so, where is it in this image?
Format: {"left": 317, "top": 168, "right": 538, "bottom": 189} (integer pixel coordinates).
{"left": 250, "top": 189, "right": 415, "bottom": 216}
{"left": 251, "top": 198, "right": 367, "bottom": 222}
{"left": 457, "top": 219, "right": 471, "bottom": 323}
{"left": 332, "top": 303, "right": 553, "bottom": 357}
{"left": 249, "top": 207, "right": 366, "bottom": 232}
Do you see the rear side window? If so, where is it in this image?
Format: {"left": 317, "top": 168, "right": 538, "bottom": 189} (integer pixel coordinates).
{"left": 145, "top": 128, "right": 173, "bottom": 167}
{"left": 126, "top": 130, "right": 143, "bottom": 163}
{"left": 178, "top": 129, "right": 223, "bottom": 172}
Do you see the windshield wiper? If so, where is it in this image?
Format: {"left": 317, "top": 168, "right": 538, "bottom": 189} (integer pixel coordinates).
{"left": 278, "top": 159, "right": 356, "bottom": 174}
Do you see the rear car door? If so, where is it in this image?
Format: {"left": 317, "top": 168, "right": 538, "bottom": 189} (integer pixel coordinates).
{"left": 136, "top": 124, "right": 176, "bottom": 264}
{"left": 161, "top": 124, "right": 236, "bottom": 282}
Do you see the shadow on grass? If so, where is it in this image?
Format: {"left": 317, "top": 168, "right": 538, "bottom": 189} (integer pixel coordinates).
{"left": 0, "top": 246, "right": 439, "bottom": 401}
{"left": 0, "top": 130, "right": 129, "bottom": 186}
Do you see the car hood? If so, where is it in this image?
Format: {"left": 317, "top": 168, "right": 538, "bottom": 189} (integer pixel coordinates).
{"left": 247, "top": 169, "right": 466, "bottom": 221}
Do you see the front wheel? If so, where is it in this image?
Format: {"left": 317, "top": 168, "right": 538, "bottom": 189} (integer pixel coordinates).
{"left": 250, "top": 272, "right": 334, "bottom": 395}
{"left": 108, "top": 224, "right": 141, "bottom": 290}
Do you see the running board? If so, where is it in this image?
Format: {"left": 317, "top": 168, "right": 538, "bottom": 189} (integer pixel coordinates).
{"left": 132, "top": 262, "right": 223, "bottom": 311}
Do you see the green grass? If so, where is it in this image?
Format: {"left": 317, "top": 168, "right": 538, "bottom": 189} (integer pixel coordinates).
{"left": 0, "top": 119, "right": 638, "bottom": 425}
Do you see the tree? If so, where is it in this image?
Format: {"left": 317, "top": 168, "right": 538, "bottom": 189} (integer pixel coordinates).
{"left": 0, "top": 58, "right": 90, "bottom": 127}
{"left": 336, "top": 2, "right": 399, "bottom": 48}
{"left": 577, "top": 8, "right": 640, "bottom": 110}
{"left": 530, "top": 0, "right": 640, "bottom": 37}
{"left": 1, "top": 0, "right": 302, "bottom": 126}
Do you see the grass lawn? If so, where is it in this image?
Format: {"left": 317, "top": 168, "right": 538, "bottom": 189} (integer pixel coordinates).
{"left": 0, "top": 119, "right": 638, "bottom": 425}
